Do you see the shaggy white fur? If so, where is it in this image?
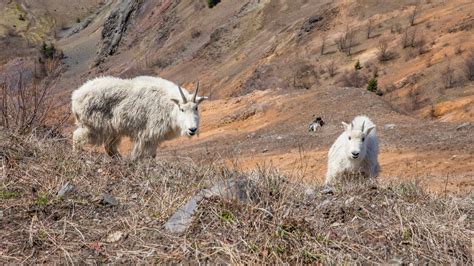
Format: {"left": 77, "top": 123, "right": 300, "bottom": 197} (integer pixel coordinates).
{"left": 325, "top": 115, "right": 380, "bottom": 185}
{"left": 71, "top": 76, "right": 207, "bottom": 160}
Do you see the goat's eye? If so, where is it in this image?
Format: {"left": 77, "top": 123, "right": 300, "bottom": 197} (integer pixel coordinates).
{"left": 180, "top": 108, "right": 184, "bottom": 112}
{"left": 348, "top": 136, "right": 351, "bottom": 140}
{"left": 362, "top": 137, "right": 365, "bottom": 142}
{"left": 194, "top": 106, "right": 198, "bottom": 111}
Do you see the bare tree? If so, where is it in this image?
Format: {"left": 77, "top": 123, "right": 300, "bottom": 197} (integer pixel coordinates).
{"left": 367, "top": 18, "right": 374, "bottom": 39}
{"left": 441, "top": 64, "right": 455, "bottom": 89}
{"left": 409, "top": 1, "right": 420, "bottom": 26}
{"left": 320, "top": 33, "right": 327, "bottom": 55}
{"left": 402, "top": 27, "right": 417, "bottom": 48}
{"left": 464, "top": 52, "right": 474, "bottom": 81}
{"left": 337, "top": 26, "right": 356, "bottom": 56}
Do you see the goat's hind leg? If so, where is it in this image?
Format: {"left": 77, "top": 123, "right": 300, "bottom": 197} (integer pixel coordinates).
{"left": 105, "top": 136, "right": 122, "bottom": 158}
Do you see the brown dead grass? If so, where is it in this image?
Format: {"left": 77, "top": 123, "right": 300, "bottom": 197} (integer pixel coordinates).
{"left": 0, "top": 132, "right": 472, "bottom": 264}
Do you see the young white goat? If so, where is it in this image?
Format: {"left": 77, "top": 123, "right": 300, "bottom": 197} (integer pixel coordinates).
{"left": 325, "top": 115, "right": 380, "bottom": 185}
{"left": 71, "top": 76, "right": 207, "bottom": 160}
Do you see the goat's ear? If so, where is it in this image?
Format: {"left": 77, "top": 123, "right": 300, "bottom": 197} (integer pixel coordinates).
{"left": 365, "top": 125, "right": 375, "bottom": 135}
{"left": 196, "top": 96, "right": 208, "bottom": 104}
{"left": 341, "top": 122, "right": 351, "bottom": 132}
{"left": 171, "top": 99, "right": 180, "bottom": 106}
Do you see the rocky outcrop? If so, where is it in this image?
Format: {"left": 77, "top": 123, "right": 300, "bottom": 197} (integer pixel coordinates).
{"left": 95, "top": 0, "right": 141, "bottom": 66}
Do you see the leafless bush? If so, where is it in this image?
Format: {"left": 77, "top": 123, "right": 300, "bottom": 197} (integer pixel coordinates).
{"left": 367, "top": 18, "right": 374, "bottom": 39}
{"left": 0, "top": 63, "right": 68, "bottom": 136}
{"left": 408, "top": 87, "right": 421, "bottom": 111}
{"left": 338, "top": 70, "right": 368, "bottom": 88}
{"left": 293, "top": 63, "right": 318, "bottom": 89}
{"left": 416, "top": 35, "right": 428, "bottom": 55}
{"left": 337, "top": 26, "right": 356, "bottom": 56}
{"left": 326, "top": 60, "right": 337, "bottom": 77}
{"left": 463, "top": 52, "right": 474, "bottom": 81}
{"left": 441, "top": 64, "right": 455, "bottom": 89}
{"left": 402, "top": 27, "right": 417, "bottom": 48}
{"left": 377, "top": 39, "right": 395, "bottom": 61}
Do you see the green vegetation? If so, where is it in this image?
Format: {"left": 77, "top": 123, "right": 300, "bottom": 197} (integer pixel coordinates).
{"left": 219, "top": 210, "right": 235, "bottom": 222}
{"left": 35, "top": 194, "right": 49, "bottom": 206}
{"left": 41, "top": 42, "right": 56, "bottom": 59}
{"left": 207, "top": 0, "right": 221, "bottom": 8}
{"left": 354, "top": 60, "right": 362, "bottom": 70}
{"left": 0, "top": 190, "right": 19, "bottom": 200}
{"left": 367, "top": 77, "right": 378, "bottom": 92}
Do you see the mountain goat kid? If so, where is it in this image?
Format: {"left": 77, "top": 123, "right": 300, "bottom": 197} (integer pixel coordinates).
{"left": 325, "top": 115, "right": 380, "bottom": 185}
{"left": 71, "top": 76, "right": 207, "bottom": 160}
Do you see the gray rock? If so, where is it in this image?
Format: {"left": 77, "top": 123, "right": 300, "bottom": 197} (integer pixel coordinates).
{"left": 304, "top": 188, "right": 315, "bottom": 196}
{"left": 60, "top": 15, "right": 94, "bottom": 38}
{"left": 456, "top": 122, "right": 471, "bottom": 131}
{"left": 101, "top": 193, "right": 118, "bottom": 206}
{"left": 57, "top": 182, "right": 75, "bottom": 197}
{"left": 384, "top": 124, "right": 396, "bottom": 130}
{"left": 164, "top": 178, "right": 258, "bottom": 233}
{"left": 95, "top": 0, "right": 142, "bottom": 66}
{"left": 320, "top": 187, "right": 334, "bottom": 195}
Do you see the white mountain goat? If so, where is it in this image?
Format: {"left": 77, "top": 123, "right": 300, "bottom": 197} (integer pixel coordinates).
{"left": 325, "top": 115, "right": 380, "bottom": 185}
{"left": 71, "top": 76, "right": 207, "bottom": 160}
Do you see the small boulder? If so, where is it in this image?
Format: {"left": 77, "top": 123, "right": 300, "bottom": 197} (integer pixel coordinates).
{"left": 384, "top": 124, "right": 396, "bottom": 130}
{"left": 57, "top": 182, "right": 75, "bottom": 197}
{"left": 456, "top": 122, "right": 471, "bottom": 131}
{"left": 101, "top": 193, "right": 118, "bottom": 206}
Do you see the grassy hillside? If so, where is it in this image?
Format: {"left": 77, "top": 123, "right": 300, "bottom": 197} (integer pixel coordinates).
{"left": 0, "top": 132, "right": 471, "bottom": 263}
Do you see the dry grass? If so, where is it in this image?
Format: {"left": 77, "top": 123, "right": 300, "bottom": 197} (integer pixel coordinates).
{"left": 0, "top": 133, "right": 472, "bottom": 264}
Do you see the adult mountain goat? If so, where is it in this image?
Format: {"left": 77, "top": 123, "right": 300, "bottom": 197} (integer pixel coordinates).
{"left": 325, "top": 115, "right": 380, "bottom": 185}
{"left": 71, "top": 76, "right": 207, "bottom": 160}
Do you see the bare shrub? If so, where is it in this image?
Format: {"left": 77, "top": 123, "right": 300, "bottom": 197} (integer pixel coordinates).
{"left": 402, "top": 27, "right": 417, "bottom": 48}
{"left": 337, "top": 26, "right": 356, "bottom": 56}
{"left": 0, "top": 64, "right": 68, "bottom": 136}
{"left": 377, "top": 39, "right": 394, "bottom": 61}
{"left": 441, "top": 64, "right": 455, "bottom": 89}
{"left": 338, "top": 70, "right": 368, "bottom": 88}
{"left": 293, "top": 63, "right": 318, "bottom": 90}
{"left": 463, "top": 52, "right": 474, "bottom": 81}
{"left": 415, "top": 35, "right": 428, "bottom": 55}
{"left": 326, "top": 60, "right": 337, "bottom": 77}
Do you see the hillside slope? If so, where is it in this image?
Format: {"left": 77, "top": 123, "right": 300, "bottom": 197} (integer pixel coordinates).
{"left": 0, "top": 0, "right": 473, "bottom": 192}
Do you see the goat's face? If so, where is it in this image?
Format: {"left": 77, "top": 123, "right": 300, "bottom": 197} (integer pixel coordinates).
{"left": 342, "top": 121, "right": 375, "bottom": 161}
{"left": 171, "top": 82, "right": 208, "bottom": 137}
